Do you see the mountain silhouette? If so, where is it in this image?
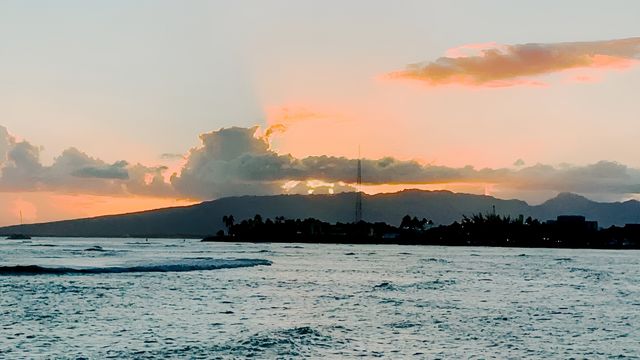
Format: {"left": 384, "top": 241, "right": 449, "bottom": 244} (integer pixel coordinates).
{"left": 530, "top": 192, "right": 640, "bottom": 228}
{"left": 1, "top": 190, "right": 639, "bottom": 238}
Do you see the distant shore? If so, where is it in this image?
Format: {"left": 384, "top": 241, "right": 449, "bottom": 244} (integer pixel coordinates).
{"left": 200, "top": 214, "right": 640, "bottom": 250}
{"left": 201, "top": 235, "right": 640, "bottom": 250}
{"left": 5, "top": 213, "right": 640, "bottom": 250}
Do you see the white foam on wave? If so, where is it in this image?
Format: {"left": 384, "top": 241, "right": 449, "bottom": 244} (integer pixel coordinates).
{"left": 0, "top": 258, "right": 272, "bottom": 275}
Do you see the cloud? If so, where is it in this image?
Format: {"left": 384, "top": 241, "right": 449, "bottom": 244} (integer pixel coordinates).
{"left": 169, "top": 126, "right": 640, "bottom": 200}
{"left": 160, "top": 153, "right": 185, "bottom": 160}
{"left": 513, "top": 159, "right": 525, "bottom": 167}
{"left": 266, "top": 106, "right": 330, "bottom": 124}
{"left": 169, "top": 127, "right": 488, "bottom": 198}
{"left": 72, "top": 164, "right": 129, "bottom": 180}
{"left": 69, "top": 156, "right": 129, "bottom": 180}
{"left": 1, "top": 140, "right": 43, "bottom": 190}
{"left": 509, "top": 161, "right": 640, "bottom": 194}
{"left": 2, "top": 124, "right": 640, "bottom": 202}
{"left": 262, "top": 105, "right": 340, "bottom": 142}
{"left": 0, "top": 126, "right": 14, "bottom": 163}
{"left": 124, "top": 164, "right": 175, "bottom": 197}
{"left": 388, "top": 37, "right": 640, "bottom": 87}
{"left": 264, "top": 123, "right": 287, "bottom": 140}
{"left": 0, "top": 126, "right": 173, "bottom": 196}
{"left": 170, "top": 127, "right": 284, "bottom": 198}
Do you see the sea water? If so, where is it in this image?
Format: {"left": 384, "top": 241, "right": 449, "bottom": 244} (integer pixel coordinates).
{"left": 1, "top": 238, "right": 638, "bottom": 358}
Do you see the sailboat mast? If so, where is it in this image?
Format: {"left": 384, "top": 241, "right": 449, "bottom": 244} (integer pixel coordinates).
{"left": 355, "top": 147, "right": 363, "bottom": 223}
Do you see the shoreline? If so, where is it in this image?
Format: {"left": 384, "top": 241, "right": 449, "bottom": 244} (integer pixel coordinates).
{"left": 200, "top": 236, "right": 640, "bottom": 250}
{"left": 4, "top": 234, "right": 638, "bottom": 250}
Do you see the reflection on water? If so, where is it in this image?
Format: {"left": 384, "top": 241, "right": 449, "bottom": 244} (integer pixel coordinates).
{"left": 1, "top": 238, "right": 639, "bottom": 358}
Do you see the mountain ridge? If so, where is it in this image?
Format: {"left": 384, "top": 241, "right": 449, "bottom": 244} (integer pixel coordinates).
{"left": 1, "top": 190, "right": 638, "bottom": 237}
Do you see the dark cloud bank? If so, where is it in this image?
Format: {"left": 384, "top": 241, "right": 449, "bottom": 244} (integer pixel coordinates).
{"left": 1, "top": 125, "right": 640, "bottom": 202}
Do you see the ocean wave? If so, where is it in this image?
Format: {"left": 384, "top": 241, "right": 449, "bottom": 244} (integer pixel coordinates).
{"left": 421, "top": 257, "right": 452, "bottom": 264}
{"left": 373, "top": 282, "right": 397, "bottom": 291}
{"left": 388, "top": 320, "right": 421, "bottom": 329}
{"left": 0, "top": 258, "right": 272, "bottom": 276}
{"left": 568, "top": 266, "right": 611, "bottom": 281}
{"left": 102, "top": 326, "right": 334, "bottom": 358}
{"left": 233, "top": 326, "right": 332, "bottom": 356}
{"left": 373, "top": 279, "right": 456, "bottom": 291}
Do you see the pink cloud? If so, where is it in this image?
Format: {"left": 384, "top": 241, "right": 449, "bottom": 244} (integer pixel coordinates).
{"left": 388, "top": 37, "right": 640, "bottom": 87}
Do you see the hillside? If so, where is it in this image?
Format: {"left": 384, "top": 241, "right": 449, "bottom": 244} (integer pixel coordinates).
{"left": 1, "top": 190, "right": 638, "bottom": 237}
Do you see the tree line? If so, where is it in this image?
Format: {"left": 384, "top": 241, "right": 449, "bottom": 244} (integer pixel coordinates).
{"left": 204, "top": 213, "right": 640, "bottom": 249}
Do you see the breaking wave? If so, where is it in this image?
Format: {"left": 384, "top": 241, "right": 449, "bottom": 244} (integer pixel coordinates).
{"left": 0, "top": 258, "right": 272, "bottom": 275}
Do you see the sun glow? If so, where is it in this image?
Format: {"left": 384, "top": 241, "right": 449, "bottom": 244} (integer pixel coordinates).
{"left": 0, "top": 192, "right": 197, "bottom": 227}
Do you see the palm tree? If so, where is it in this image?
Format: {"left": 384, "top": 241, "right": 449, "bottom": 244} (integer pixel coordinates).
{"left": 400, "top": 215, "right": 412, "bottom": 229}
{"left": 222, "top": 215, "right": 235, "bottom": 235}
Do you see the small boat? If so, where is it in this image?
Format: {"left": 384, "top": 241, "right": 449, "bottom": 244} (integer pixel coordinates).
{"left": 6, "top": 211, "right": 31, "bottom": 240}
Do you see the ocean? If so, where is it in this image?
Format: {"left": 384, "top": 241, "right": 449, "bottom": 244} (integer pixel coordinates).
{"left": 1, "top": 238, "right": 638, "bottom": 358}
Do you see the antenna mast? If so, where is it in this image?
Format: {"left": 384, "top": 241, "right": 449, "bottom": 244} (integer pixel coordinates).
{"left": 355, "top": 147, "right": 363, "bottom": 223}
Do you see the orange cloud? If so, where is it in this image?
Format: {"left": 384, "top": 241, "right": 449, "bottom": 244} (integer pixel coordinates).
{"left": 264, "top": 123, "right": 287, "bottom": 139}
{"left": 388, "top": 37, "right": 640, "bottom": 87}
{"left": 262, "top": 105, "right": 341, "bottom": 141}
{"left": 266, "top": 106, "right": 329, "bottom": 123}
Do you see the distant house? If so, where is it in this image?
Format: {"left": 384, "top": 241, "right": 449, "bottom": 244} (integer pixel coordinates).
{"left": 547, "top": 215, "right": 598, "bottom": 231}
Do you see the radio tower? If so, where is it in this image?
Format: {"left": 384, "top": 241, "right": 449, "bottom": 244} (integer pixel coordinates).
{"left": 355, "top": 148, "right": 363, "bottom": 223}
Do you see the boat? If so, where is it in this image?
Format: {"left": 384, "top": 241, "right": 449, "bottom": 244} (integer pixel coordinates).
{"left": 6, "top": 211, "right": 31, "bottom": 240}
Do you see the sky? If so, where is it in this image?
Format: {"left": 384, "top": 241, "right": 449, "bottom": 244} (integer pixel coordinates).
{"left": 1, "top": 0, "right": 640, "bottom": 226}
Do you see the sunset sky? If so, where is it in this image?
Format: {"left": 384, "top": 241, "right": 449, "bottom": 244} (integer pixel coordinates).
{"left": 1, "top": 1, "right": 640, "bottom": 226}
